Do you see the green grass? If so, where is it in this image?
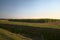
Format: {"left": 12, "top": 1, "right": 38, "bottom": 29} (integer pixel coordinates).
{"left": 0, "top": 19, "right": 60, "bottom": 40}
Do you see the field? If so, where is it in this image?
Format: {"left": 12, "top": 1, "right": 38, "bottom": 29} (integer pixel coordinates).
{"left": 0, "top": 19, "right": 60, "bottom": 40}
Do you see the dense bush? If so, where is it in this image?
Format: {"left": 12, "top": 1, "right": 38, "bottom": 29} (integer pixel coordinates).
{"left": 8, "top": 19, "right": 60, "bottom": 23}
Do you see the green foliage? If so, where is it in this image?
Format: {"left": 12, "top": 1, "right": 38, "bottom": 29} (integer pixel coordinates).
{"left": 8, "top": 19, "right": 60, "bottom": 23}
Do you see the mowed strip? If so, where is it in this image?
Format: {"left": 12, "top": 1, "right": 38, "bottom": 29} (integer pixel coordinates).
{"left": 0, "top": 28, "right": 32, "bottom": 40}
{"left": 0, "top": 20, "right": 60, "bottom": 29}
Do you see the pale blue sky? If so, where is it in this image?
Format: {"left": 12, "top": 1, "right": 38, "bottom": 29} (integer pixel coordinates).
{"left": 0, "top": 0, "right": 60, "bottom": 19}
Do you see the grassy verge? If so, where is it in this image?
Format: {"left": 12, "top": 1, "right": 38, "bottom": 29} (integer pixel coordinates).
{"left": 0, "top": 28, "right": 32, "bottom": 40}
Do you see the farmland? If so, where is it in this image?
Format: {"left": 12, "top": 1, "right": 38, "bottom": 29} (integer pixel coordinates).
{"left": 0, "top": 19, "right": 60, "bottom": 40}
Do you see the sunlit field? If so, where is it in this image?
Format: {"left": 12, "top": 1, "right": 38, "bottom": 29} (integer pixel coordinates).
{"left": 0, "top": 19, "right": 60, "bottom": 40}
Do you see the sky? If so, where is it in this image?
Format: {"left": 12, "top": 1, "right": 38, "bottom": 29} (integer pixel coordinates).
{"left": 0, "top": 0, "right": 60, "bottom": 19}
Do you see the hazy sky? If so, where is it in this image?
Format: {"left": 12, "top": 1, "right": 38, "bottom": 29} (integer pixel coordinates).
{"left": 0, "top": 0, "right": 60, "bottom": 19}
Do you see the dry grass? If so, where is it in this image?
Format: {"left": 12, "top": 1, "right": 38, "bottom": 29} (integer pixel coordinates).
{"left": 0, "top": 20, "right": 60, "bottom": 40}
{"left": 0, "top": 20, "right": 60, "bottom": 29}
{"left": 0, "top": 28, "right": 32, "bottom": 40}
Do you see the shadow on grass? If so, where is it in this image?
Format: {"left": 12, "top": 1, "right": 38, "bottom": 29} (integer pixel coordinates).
{"left": 0, "top": 24, "right": 60, "bottom": 40}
